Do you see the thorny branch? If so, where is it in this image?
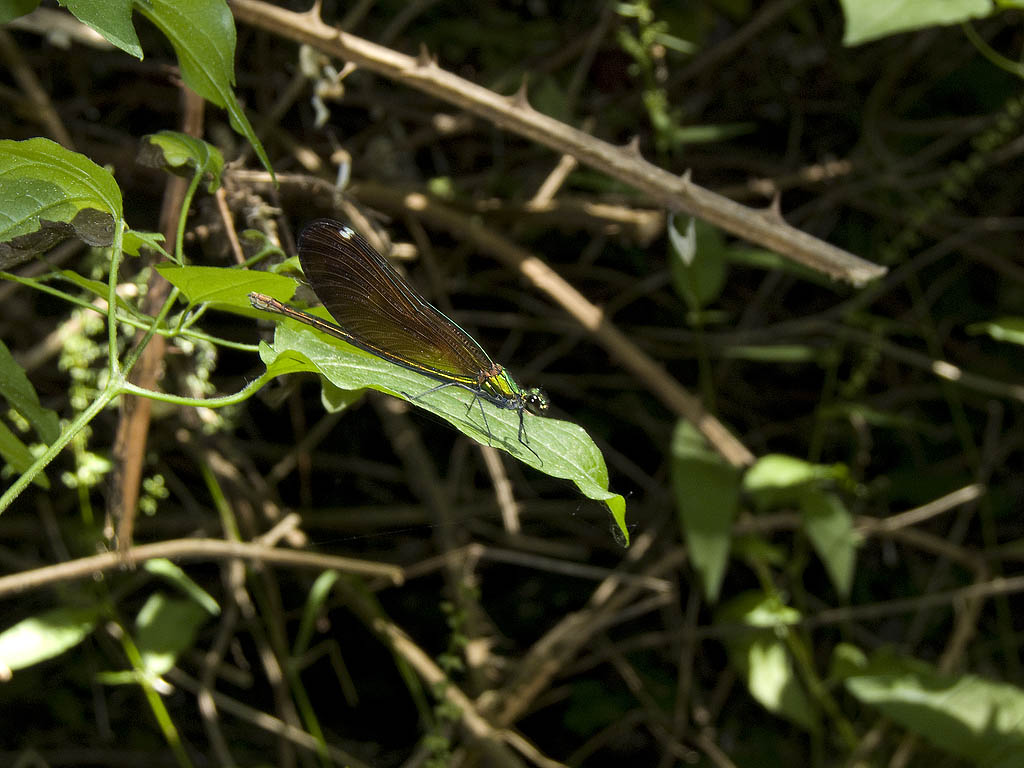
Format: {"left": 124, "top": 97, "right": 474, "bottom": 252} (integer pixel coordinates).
{"left": 230, "top": 0, "right": 887, "bottom": 287}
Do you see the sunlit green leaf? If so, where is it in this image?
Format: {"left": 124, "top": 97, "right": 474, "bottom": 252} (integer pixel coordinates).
{"left": 134, "top": 592, "right": 210, "bottom": 677}
{"left": 61, "top": 0, "right": 143, "bottom": 57}
{"left": 743, "top": 454, "right": 848, "bottom": 509}
{"left": 717, "top": 591, "right": 815, "bottom": 730}
{"left": 58, "top": 270, "right": 136, "bottom": 314}
{"left": 156, "top": 264, "right": 299, "bottom": 317}
{"left": 843, "top": 648, "right": 1024, "bottom": 766}
{"left": 799, "top": 488, "right": 858, "bottom": 599}
{"left": 138, "top": 131, "right": 224, "bottom": 192}
{"left": 0, "top": 604, "right": 102, "bottom": 673}
{"left": 160, "top": 262, "right": 627, "bottom": 542}
{"left": 259, "top": 315, "right": 628, "bottom": 543}
{"left": 122, "top": 229, "right": 168, "bottom": 258}
{"left": 840, "top": 0, "right": 991, "bottom": 46}
{"left": 967, "top": 317, "right": 1024, "bottom": 346}
{"left": 142, "top": 559, "right": 220, "bottom": 616}
{"left": 670, "top": 419, "right": 740, "bottom": 601}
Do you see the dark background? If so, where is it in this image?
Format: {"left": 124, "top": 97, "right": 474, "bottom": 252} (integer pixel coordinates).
{"left": 2, "top": 1, "right": 1023, "bottom": 766}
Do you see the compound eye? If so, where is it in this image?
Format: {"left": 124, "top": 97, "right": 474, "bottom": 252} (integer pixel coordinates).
{"left": 524, "top": 388, "right": 550, "bottom": 415}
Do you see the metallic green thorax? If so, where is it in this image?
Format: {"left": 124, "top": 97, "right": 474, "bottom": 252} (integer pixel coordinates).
{"left": 479, "top": 364, "right": 517, "bottom": 400}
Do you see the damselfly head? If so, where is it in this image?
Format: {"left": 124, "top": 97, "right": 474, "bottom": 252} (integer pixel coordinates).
{"left": 523, "top": 387, "right": 550, "bottom": 416}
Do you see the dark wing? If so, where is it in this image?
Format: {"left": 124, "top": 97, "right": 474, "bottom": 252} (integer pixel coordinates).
{"left": 297, "top": 219, "right": 493, "bottom": 384}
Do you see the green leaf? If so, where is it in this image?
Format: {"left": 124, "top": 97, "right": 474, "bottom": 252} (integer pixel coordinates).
{"left": 828, "top": 641, "right": 868, "bottom": 682}
{"left": 138, "top": 130, "right": 224, "bottom": 192}
{"left": 745, "top": 637, "right": 817, "bottom": 731}
{"left": 122, "top": 229, "right": 168, "bottom": 258}
{"left": 260, "top": 317, "right": 628, "bottom": 543}
{"left": 58, "top": 270, "right": 117, "bottom": 300}
{"left": 564, "top": 679, "right": 635, "bottom": 735}
{"left": 967, "top": 317, "right": 1024, "bottom": 346}
{"left": 668, "top": 216, "right": 728, "bottom": 311}
{"left": 0, "top": 338, "right": 59, "bottom": 443}
{"left": 142, "top": 559, "right": 220, "bottom": 616}
{"left": 62, "top": 0, "right": 143, "bottom": 58}
{"left": 258, "top": 342, "right": 321, "bottom": 378}
{"left": 0, "top": 0, "right": 41, "bottom": 24}
{"left": 663, "top": 122, "right": 757, "bottom": 145}
{"left": 293, "top": 570, "right": 340, "bottom": 657}
{"left": 96, "top": 670, "right": 139, "bottom": 686}
{"left": 720, "top": 345, "right": 822, "bottom": 363}
{"left": 726, "top": 246, "right": 838, "bottom": 288}
{"left": 717, "top": 591, "right": 815, "bottom": 730}
{"left": 0, "top": 604, "right": 102, "bottom": 673}
{"left": 670, "top": 419, "right": 741, "bottom": 601}
{"left": 650, "top": 29, "right": 696, "bottom": 55}
{"left": 0, "top": 418, "right": 49, "bottom": 488}
{"left": 0, "top": 137, "right": 122, "bottom": 267}
{"left": 136, "top": 0, "right": 273, "bottom": 177}
{"left": 33, "top": 4, "right": 269, "bottom": 175}
{"left": 819, "top": 402, "right": 942, "bottom": 435}
{"left": 164, "top": 263, "right": 628, "bottom": 542}
{"left": 320, "top": 379, "right": 364, "bottom": 413}
{"left": 840, "top": 0, "right": 992, "bottom": 46}
{"left": 732, "top": 534, "right": 788, "bottom": 568}
{"left": 156, "top": 264, "right": 299, "bottom": 316}
{"left": 742, "top": 453, "right": 848, "bottom": 509}
{"left": 134, "top": 592, "right": 210, "bottom": 677}
{"left": 57, "top": 269, "right": 140, "bottom": 318}
{"left": 798, "top": 488, "right": 858, "bottom": 599}
{"left": 744, "top": 454, "right": 819, "bottom": 489}
{"left": 239, "top": 229, "right": 288, "bottom": 267}
{"left": 719, "top": 590, "right": 802, "bottom": 628}
{"left": 844, "top": 649, "right": 1024, "bottom": 766}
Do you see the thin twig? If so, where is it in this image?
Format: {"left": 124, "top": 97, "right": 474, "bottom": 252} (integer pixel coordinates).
{"left": 215, "top": 186, "right": 246, "bottom": 264}
{"left": 856, "top": 483, "right": 986, "bottom": 533}
{"left": 0, "top": 538, "right": 404, "bottom": 598}
{"left": 0, "top": 28, "right": 74, "bottom": 148}
{"left": 479, "top": 446, "right": 522, "bottom": 534}
{"left": 111, "top": 87, "right": 205, "bottom": 553}
{"left": 170, "top": 668, "right": 373, "bottom": 768}
{"left": 338, "top": 577, "right": 566, "bottom": 768}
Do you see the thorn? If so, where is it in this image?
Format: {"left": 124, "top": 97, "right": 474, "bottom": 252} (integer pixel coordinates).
{"left": 510, "top": 76, "right": 530, "bottom": 109}
{"left": 680, "top": 168, "right": 693, "bottom": 185}
{"left": 416, "top": 43, "right": 434, "bottom": 68}
{"left": 623, "top": 135, "right": 642, "bottom": 157}
{"left": 768, "top": 193, "right": 784, "bottom": 221}
{"left": 304, "top": 0, "right": 324, "bottom": 27}
{"left": 338, "top": 61, "right": 357, "bottom": 81}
